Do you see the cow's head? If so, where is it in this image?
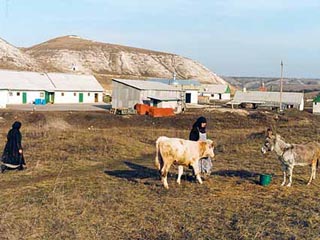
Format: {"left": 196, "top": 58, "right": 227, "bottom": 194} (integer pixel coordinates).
{"left": 200, "top": 140, "right": 215, "bottom": 159}
{"left": 261, "top": 128, "right": 276, "bottom": 154}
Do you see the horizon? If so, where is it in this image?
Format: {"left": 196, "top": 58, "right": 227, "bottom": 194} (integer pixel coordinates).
{"left": 0, "top": 0, "right": 319, "bottom": 79}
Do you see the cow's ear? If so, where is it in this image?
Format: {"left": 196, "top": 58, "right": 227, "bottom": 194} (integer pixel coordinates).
{"left": 266, "top": 128, "right": 273, "bottom": 137}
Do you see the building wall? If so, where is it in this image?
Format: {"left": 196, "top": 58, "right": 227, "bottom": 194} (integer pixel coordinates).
{"left": 112, "top": 81, "right": 182, "bottom": 109}
{"left": 7, "top": 90, "right": 45, "bottom": 104}
{"left": 185, "top": 90, "right": 198, "bottom": 104}
{"left": 140, "top": 90, "right": 182, "bottom": 104}
{"left": 112, "top": 81, "right": 141, "bottom": 108}
{"left": 54, "top": 91, "right": 103, "bottom": 103}
{"left": 158, "top": 101, "right": 178, "bottom": 109}
{"left": 313, "top": 102, "right": 320, "bottom": 114}
{"left": 0, "top": 90, "right": 8, "bottom": 108}
{"left": 299, "top": 98, "right": 304, "bottom": 111}
{"left": 202, "top": 92, "right": 230, "bottom": 100}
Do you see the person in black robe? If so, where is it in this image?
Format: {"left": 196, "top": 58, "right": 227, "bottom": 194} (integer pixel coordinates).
{"left": 189, "top": 116, "right": 207, "bottom": 141}
{"left": 188, "top": 116, "right": 213, "bottom": 175}
{"left": 1, "top": 121, "right": 25, "bottom": 173}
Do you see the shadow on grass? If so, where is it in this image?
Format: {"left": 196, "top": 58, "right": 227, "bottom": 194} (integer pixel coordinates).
{"left": 104, "top": 160, "right": 160, "bottom": 185}
{"left": 212, "top": 169, "right": 260, "bottom": 184}
{"left": 104, "top": 159, "right": 197, "bottom": 185}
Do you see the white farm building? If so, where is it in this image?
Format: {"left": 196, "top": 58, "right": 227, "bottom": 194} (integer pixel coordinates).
{"left": 46, "top": 73, "right": 103, "bottom": 104}
{"left": 228, "top": 91, "right": 304, "bottom": 111}
{"left": 312, "top": 95, "right": 320, "bottom": 114}
{"left": 0, "top": 69, "right": 104, "bottom": 108}
{"left": 148, "top": 79, "right": 201, "bottom": 104}
{"left": 112, "top": 79, "right": 183, "bottom": 112}
{"left": 200, "top": 84, "right": 231, "bottom": 101}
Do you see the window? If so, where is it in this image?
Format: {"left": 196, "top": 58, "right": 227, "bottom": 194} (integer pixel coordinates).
{"left": 74, "top": 93, "right": 77, "bottom": 96}
{"left": 8, "top": 92, "right": 13, "bottom": 96}
{"left": 88, "top": 93, "right": 90, "bottom": 96}
{"left": 40, "top": 92, "right": 44, "bottom": 97}
{"left": 17, "top": 92, "right": 20, "bottom": 96}
{"left": 61, "top": 92, "right": 64, "bottom": 96}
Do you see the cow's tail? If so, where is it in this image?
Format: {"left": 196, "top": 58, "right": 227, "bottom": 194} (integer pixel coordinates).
{"left": 155, "top": 138, "right": 163, "bottom": 171}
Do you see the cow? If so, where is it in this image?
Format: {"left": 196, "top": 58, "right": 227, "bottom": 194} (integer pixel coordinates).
{"left": 155, "top": 136, "right": 215, "bottom": 189}
{"left": 261, "top": 129, "right": 320, "bottom": 187}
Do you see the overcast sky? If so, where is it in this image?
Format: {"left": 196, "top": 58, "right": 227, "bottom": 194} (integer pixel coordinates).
{"left": 0, "top": 0, "right": 319, "bottom": 78}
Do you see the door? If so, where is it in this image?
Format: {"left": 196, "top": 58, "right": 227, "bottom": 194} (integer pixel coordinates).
{"left": 45, "top": 92, "right": 50, "bottom": 103}
{"left": 94, "top": 93, "right": 99, "bottom": 103}
{"left": 49, "top": 92, "right": 55, "bottom": 103}
{"left": 185, "top": 93, "right": 191, "bottom": 103}
{"left": 79, "top": 93, "right": 84, "bottom": 103}
{"left": 22, "top": 92, "right": 27, "bottom": 104}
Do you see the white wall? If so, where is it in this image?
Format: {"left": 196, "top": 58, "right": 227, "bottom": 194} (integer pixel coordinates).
{"left": 299, "top": 98, "right": 304, "bottom": 111}
{"left": 7, "top": 90, "right": 44, "bottom": 104}
{"left": 156, "top": 100, "right": 182, "bottom": 113}
{"left": 54, "top": 91, "right": 103, "bottom": 103}
{"left": 83, "top": 92, "right": 103, "bottom": 103}
{"left": 158, "top": 101, "right": 178, "bottom": 109}
{"left": 313, "top": 102, "right": 320, "bottom": 114}
{"left": 0, "top": 90, "right": 8, "bottom": 108}
{"left": 140, "top": 90, "right": 182, "bottom": 104}
{"left": 203, "top": 92, "right": 230, "bottom": 100}
{"left": 185, "top": 90, "right": 198, "bottom": 104}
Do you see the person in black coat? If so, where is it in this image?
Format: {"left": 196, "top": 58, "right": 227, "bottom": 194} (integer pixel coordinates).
{"left": 1, "top": 121, "right": 25, "bottom": 173}
{"left": 189, "top": 116, "right": 207, "bottom": 141}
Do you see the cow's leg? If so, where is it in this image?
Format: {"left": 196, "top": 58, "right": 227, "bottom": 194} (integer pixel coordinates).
{"left": 192, "top": 162, "right": 203, "bottom": 185}
{"left": 177, "top": 165, "right": 184, "bottom": 185}
{"left": 286, "top": 166, "right": 293, "bottom": 187}
{"left": 281, "top": 165, "right": 287, "bottom": 186}
{"left": 161, "top": 163, "right": 171, "bottom": 189}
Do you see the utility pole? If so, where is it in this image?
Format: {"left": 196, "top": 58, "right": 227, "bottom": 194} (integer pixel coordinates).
{"left": 279, "top": 60, "right": 283, "bottom": 112}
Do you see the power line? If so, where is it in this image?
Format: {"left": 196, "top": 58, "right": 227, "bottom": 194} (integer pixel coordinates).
{"left": 5, "top": 0, "right": 9, "bottom": 18}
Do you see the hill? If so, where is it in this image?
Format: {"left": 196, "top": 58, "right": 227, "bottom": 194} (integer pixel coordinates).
{"left": 23, "top": 35, "right": 227, "bottom": 88}
{"left": 0, "top": 38, "right": 38, "bottom": 71}
{"left": 224, "top": 76, "right": 320, "bottom": 93}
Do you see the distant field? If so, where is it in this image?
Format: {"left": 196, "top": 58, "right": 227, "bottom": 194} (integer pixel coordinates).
{"left": 0, "top": 109, "right": 320, "bottom": 239}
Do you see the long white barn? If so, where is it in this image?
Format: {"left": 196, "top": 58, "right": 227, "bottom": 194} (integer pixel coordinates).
{"left": 0, "top": 70, "right": 104, "bottom": 108}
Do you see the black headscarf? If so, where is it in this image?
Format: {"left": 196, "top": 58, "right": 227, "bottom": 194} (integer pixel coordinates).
{"left": 1, "top": 121, "right": 25, "bottom": 166}
{"left": 189, "top": 116, "right": 207, "bottom": 141}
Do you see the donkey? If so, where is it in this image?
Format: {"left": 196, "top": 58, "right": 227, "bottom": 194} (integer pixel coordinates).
{"left": 261, "top": 129, "right": 320, "bottom": 187}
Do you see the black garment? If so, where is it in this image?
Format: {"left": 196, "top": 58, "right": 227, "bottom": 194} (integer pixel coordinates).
{"left": 1, "top": 121, "right": 25, "bottom": 168}
{"left": 189, "top": 116, "right": 207, "bottom": 141}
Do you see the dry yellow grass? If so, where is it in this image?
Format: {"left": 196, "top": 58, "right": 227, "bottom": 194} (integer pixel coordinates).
{"left": 0, "top": 109, "right": 319, "bottom": 239}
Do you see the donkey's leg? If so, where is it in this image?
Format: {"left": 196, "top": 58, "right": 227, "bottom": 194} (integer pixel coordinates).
{"left": 177, "top": 165, "right": 184, "bottom": 185}
{"left": 281, "top": 165, "right": 287, "bottom": 186}
{"left": 307, "top": 159, "right": 317, "bottom": 185}
{"left": 286, "top": 166, "right": 293, "bottom": 187}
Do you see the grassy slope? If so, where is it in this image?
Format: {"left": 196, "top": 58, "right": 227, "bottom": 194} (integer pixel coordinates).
{"left": 0, "top": 110, "right": 319, "bottom": 239}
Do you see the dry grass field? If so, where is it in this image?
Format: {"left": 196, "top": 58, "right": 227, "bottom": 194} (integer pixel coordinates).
{"left": 0, "top": 109, "right": 320, "bottom": 239}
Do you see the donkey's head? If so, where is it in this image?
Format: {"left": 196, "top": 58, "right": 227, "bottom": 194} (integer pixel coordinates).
{"left": 261, "top": 128, "right": 277, "bottom": 154}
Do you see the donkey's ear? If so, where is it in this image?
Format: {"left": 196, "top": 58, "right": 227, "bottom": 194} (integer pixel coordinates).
{"left": 266, "top": 128, "right": 273, "bottom": 137}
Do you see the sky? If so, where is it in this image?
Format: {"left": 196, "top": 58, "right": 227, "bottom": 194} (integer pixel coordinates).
{"left": 0, "top": 0, "right": 319, "bottom": 78}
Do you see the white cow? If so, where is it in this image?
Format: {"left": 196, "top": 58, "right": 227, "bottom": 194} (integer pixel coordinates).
{"left": 155, "top": 136, "right": 215, "bottom": 189}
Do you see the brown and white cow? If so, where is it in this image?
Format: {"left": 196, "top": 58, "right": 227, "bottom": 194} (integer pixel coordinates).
{"left": 155, "top": 136, "right": 215, "bottom": 189}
